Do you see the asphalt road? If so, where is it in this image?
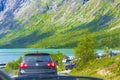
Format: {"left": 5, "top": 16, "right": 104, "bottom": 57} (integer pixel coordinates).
{"left": 11, "top": 70, "right": 103, "bottom": 80}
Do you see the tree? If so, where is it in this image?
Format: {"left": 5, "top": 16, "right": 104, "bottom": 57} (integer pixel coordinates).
{"left": 104, "top": 46, "right": 110, "bottom": 54}
{"left": 74, "top": 32, "right": 96, "bottom": 66}
{"left": 51, "top": 53, "right": 66, "bottom": 71}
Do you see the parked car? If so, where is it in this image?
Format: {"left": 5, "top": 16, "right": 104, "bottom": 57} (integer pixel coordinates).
{"left": 18, "top": 53, "right": 57, "bottom": 77}
{"left": 109, "top": 51, "right": 117, "bottom": 56}
{"left": 65, "top": 61, "right": 75, "bottom": 70}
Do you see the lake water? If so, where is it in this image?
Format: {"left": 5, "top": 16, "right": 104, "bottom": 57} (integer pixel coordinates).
{"left": 0, "top": 48, "right": 119, "bottom": 64}
{"left": 0, "top": 48, "right": 74, "bottom": 63}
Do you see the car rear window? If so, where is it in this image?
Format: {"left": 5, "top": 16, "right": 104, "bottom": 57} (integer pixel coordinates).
{"left": 23, "top": 55, "right": 52, "bottom": 62}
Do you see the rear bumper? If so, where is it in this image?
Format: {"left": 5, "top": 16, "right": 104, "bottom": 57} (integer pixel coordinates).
{"left": 19, "top": 68, "right": 57, "bottom": 73}
{"left": 18, "top": 70, "right": 57, "bottom": 77}
{"left": 19, "top": 72, "right": 57, "bottom": 75}
{"left": 18, "top": 73, "right": 58, "bottom": 79}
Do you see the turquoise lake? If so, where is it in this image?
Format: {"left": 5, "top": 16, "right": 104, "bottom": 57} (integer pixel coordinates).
{"left": 0, "top": 48, "right": 119, "bottom": 63}
{"left": 0, "top": 48, "right": 74, "bottom": 63}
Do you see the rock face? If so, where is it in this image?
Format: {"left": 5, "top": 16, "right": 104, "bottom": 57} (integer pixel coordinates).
{"left": 0, "top": 0, "right": 88, "bottom": 34}
{"left": 0, "top": 0, "right": 119, "bottom": 48}
{"left": 0, "top": 0, "right": 34, "bottom": 33}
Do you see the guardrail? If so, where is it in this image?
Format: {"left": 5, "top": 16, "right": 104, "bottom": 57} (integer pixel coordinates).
{"left": 0, "top": 64, "right": 6, "bottom": 69}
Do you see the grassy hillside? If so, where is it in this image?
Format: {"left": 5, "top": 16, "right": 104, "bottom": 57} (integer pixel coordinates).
{"left": 0, "top": 0, "right": 120, "bottom": 49}
{"left": 70, "top": 53, "right": 120, "bottom": 80}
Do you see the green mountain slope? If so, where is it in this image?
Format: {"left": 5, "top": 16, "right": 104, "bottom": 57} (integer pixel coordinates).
{"left": 0, "top": 0, "right": 120, "bottom": 49}
{"left": 70, "top": 53, "right": 120, "bottom": 80}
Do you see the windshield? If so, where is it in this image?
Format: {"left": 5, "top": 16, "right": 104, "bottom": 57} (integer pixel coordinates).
{"left": 0, "top": 0, "right": 120, "bottom": 80}
{"left": 24, "top": 55, "right": 52, "bottom": 62}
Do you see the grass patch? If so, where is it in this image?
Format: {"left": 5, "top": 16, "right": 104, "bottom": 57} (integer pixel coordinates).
{"left": 70, "top": 53, "right": 120, "bottom": 80}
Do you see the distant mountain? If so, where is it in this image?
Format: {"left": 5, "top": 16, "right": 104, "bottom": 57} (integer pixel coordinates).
{"left": 0, "top": 0, "right": 119, "bottom": 49}
{"left": 0, "top": 0, "right": 88, "bottom": 33}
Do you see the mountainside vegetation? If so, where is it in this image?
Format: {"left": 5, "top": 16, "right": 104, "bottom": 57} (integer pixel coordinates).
{"left": 75, "top": 32, "right": 96, "bottom": 67}
{"left": 0, "top": 0, "right": 120, "bottom": 49}
{"left": 70, "top": 52, "right": 120, "bottom": 80}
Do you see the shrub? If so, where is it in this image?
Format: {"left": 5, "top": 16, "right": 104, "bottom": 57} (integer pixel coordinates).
{"left": 74, "top": 31, "right": 96, "bottom": 69}
{"left": 51, "top": 53, "right": 66, "bottom": 71}
{"left": 4, "top": 56, "right": 22, "bottom": 72}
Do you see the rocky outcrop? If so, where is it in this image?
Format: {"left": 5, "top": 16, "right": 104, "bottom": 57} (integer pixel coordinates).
{"left": 0, "top": 0, "right": 88, "bottom": 34}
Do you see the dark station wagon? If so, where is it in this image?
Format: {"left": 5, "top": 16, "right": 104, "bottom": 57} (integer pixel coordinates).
{"left": 18, "top": 53, "right": 57, "bottom": 78}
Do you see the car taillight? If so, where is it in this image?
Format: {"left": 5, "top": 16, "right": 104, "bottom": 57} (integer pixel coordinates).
{"left": 20, "top": 62, "right": 28, "bottom": 68}
{"left": 47, "top": 62, "right": 56, "bottom": 68}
